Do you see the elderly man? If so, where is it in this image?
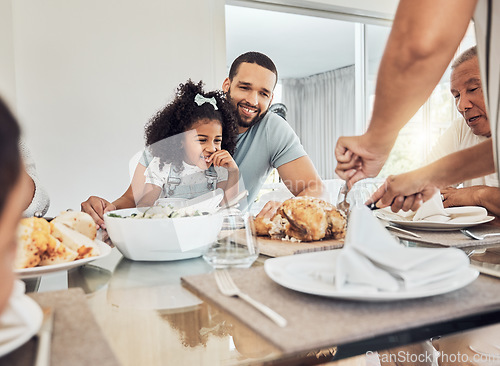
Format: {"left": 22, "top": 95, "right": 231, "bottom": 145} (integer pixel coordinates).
{"left": 425, "top": 46, "right": 500, "bottom": 218}
{"left": 82, "top": 52, "right": 325, "bottom": 228}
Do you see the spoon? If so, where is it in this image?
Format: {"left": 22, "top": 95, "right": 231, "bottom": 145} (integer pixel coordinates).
{"left": 461, "top": 229, "right": 500, "bottom": 240}
{"left": 217, "top": 190, "right": 249, "bottom": 211}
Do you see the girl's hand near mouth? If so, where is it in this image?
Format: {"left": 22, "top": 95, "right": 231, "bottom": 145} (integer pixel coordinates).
{"left": 207, "top": 150, "right": 238, "bottom": 171}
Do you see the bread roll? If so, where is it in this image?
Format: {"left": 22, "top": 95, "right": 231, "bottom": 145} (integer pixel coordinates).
{"left": 14, "top": 218, "right": 54, "bottom": 269}
{"left": 50, "top": 222, "right": 100, "bottom": 259}
{"left": 39, "top": 234, "right": 78, "bottom": 266}
{"left": 51, "top": 211, "right": 97, "bottom": 240}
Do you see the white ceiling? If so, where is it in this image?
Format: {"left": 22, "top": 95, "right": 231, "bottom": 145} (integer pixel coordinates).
{"left": 225, "top": 5, "right": 357, "bottom": 79}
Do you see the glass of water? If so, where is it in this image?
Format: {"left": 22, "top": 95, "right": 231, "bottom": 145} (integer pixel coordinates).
{"left": 337, "top": 179, "right": 383, "bottom": 214}
{"left": 202, "top": 212, "right": 259, "bottom": 269}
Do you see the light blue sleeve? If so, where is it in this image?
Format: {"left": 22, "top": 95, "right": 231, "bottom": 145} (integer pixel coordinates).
{"left": 266, "top": 114, "right": 307, "bottom": 168}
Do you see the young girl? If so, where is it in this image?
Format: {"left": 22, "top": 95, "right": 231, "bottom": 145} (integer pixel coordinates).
{"left": 136, "top": 80, "right": 239, "bottom": 207}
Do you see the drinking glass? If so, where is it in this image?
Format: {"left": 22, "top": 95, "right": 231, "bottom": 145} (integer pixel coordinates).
{"left": 202, "top": 212, "right": 259, "bottom": 269}
{"left": 336, "top": 179, "right": 382, "bottom": 214}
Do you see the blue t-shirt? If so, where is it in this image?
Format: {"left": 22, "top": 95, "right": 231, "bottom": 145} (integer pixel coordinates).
{"left": 233, "top": 112, "right": 306, "bottom": 208}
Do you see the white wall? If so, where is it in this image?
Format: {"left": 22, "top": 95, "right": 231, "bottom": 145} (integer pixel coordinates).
{"left": 0, "top": 0, "right": 16, "bottom": 108}
{"left": 4, "top": 0, "right": 226, "bottom": 216}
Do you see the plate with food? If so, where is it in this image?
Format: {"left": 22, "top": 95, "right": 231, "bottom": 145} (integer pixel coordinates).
{"left": 375, "top": 208, "right": 495, "bottom": 231}
{"left": 249, "top": 197, "right": 346, "bottom": 257}
{"left": 14, "top": 212, "right": 111, "bottom": 279}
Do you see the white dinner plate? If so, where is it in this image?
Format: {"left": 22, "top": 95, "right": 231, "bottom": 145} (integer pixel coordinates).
{"left": 264, "top": 250, "right": 479, "bottom": 301}
{"left": 14, "top": 240, "right": 112, "bottom": 279}
{"left": 375, "top": 209, "right": 495, "bottom": 231}
{"left": 0, "top": 294, "right": 43, "bottom": 356}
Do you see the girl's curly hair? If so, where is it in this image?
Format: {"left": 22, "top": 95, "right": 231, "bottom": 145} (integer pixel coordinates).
{"left": 144, "top": 80, "right": 238, "bottom": 171}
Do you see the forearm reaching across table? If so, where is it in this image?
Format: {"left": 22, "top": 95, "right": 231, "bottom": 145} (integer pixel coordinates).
{"left": 371, "top": 140, "right": 496, "bottom": 212}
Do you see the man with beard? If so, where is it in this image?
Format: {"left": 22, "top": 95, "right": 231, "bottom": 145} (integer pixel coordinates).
{"left": 221, "top": 52, "right": 324, "bottom": 215}
{"left": 82, "top": 52, "right": 325, "bottom": 227}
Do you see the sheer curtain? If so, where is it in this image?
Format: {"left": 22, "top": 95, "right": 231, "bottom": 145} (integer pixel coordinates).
{"left": 282, "top": 65, "right": 355, "bottom": 179}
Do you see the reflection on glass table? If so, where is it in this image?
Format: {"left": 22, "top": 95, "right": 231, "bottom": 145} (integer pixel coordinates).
{"left": 106, "top": 257, "right": 209, "bottom": 311}
{"left": 470, "top": 247, "right": 500, "bottom": 278}
{"left": 60, "top": 249, "right": 284, "bottom": 366}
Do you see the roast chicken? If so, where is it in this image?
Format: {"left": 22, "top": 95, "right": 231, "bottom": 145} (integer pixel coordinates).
{"left": 253, "top": 197, "right": 346, "bottom": 242}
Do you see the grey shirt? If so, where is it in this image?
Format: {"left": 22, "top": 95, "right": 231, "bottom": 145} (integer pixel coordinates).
{"left": 233, "top": 112, "right": 306, "bottom": 208}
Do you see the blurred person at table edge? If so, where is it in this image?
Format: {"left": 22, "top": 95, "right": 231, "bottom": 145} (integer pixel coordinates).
{"left": 334, "top": 0, "right": 498, "bottom": 215}
{"left": 425, "top": 46, "right": 500, "bottom": 222}
{"left": 82, "top": 52, "right": 325, "bottom": 229}
{"left": 0, "top": 97, "right": 33, "bottom": 313}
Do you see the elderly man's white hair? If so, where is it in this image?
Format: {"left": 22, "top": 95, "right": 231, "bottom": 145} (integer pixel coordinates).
{"left": 451, "top": 45, "right": 477, "bottom": 70}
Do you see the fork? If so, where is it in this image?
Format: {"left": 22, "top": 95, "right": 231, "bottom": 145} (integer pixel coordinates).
{"left": 461, "top": 229, "right": 500, "bottom": 240}
{"left": 214, "top": 270, "right": 287, "bottom": 327}
{"left": 337, "top": 183, "right": 350, "bottom": 215}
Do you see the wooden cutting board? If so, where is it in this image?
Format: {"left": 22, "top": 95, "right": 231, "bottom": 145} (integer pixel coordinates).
{"left": 233, "top": 229, "right": 344, "bottom": 257}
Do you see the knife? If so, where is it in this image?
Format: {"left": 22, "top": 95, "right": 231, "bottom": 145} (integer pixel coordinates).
{"left": 35, "top": 307, "right": 54, "bottom": 366}
{"left": 385, "top": 225, "right": 421, "bottom": 238}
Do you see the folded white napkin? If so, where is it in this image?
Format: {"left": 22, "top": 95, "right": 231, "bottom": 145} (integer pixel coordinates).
{"left": 379, "top": 193, "right": 488, "bottom": 223}
{"left": 413, "top": 193, "right": 450, "bottom": 222}
{"left": 335, "top": 206, "right": 470, "bottom": 292}
{"left": 0, "top": 280, "right": 33, "bottom": 347}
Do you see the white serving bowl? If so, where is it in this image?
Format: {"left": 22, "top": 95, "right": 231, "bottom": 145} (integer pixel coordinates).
{"left": 104, "top": 208, "right": 224, "bottom": 261}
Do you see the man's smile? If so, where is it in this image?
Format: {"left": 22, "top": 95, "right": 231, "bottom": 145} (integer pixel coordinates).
{"left": 238, "top": 103, "right": 259, "bottom": 118}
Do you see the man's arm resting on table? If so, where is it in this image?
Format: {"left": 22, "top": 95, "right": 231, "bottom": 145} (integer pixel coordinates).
{"left": 472, "top": 187, "right": 500, "bottom": 218}
{"left": 442, "top": 186, "right": 500, "bottom": 217}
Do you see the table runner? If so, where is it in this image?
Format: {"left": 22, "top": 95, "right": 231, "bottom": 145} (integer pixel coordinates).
{"left": 389, "top": 224, "right": 500, "bottom": 249}
{"left": 182, "top": 267, "right": 500, "bottom": 355}
{"left": 0, "top": 288, "right": 120, "bottom": 366}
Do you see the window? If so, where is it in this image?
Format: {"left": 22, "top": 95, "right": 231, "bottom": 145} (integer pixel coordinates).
{"left": 375, "top": 23, "right": 477, "bottom": 177}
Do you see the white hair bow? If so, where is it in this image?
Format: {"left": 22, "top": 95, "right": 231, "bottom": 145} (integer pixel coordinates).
{"left": 194, "top": 93, "right": 218, "bottom": 110}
